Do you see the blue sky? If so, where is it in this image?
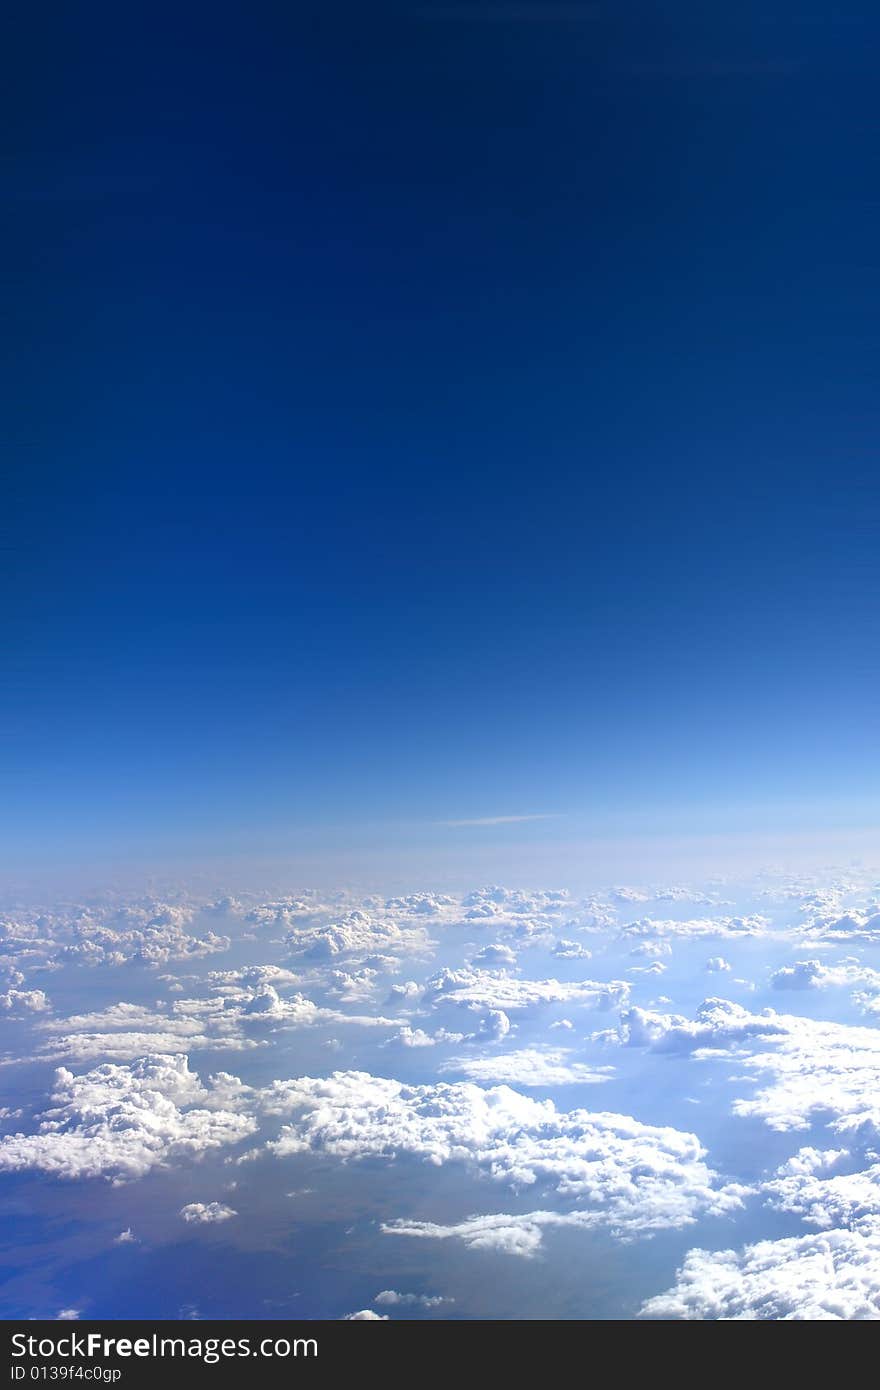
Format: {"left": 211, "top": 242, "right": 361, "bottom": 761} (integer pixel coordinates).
{"left": 4, "top": 1, "right": 880, "bottom": 882}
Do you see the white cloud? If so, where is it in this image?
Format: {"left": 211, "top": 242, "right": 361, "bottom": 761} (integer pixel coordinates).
{"left": 617, "top": 998, "right": 787, "bottom": 1053}
{"left": 342, "top": 1310, "right": 388, "bottom": 1320}
{"left": 374, "top": 1290, "right": 451, "bottom": 1308}
{"left": 621, "top": 997, "right": 880, "bottom": 1139}
{"left": 472, "top": 944, "right": 518, "bottom": 968}
{"left": 392, "top": 1026, "right": 437, "bottom": 1048}
{"left": 458, "top": 887, "right": 575, "bottom": 940}
{"left": 180, "top": 1201, "right": 237, "bottom": 1224}
{"left": 796, "top": 908, "right": 880, "bottom": 948}
{"left": 770, "top": 959, "right": 880, "bottom": 993}
{"left": 39, "top": 1031, "right": 259, "bottom": 1063}
{"left": 438, "top": 1048, "right": 613, "bottom": 1087}
{"left": 50, "top": 903, "right": 231, "bottom": 968}
{"left": 640, "top": 1220, "right": 880, "bottom": 1319}
{"left": 653, "top": 887, "right": 729, "bottom": 906}
{"left": 424, "top": 966, "right": 628, "bottom": 1017}
{"left": 774, "top": 1146, "right": 848, "bottom": 1178}
{"left": 207, "top": 965, "right": 305, "bottom": 989}
{"left": 261, "top": 1070, "right": 746, "bottom": 1247}
{"left": 1, "top": 989, "right": 50, "bottom": 1013}
{"left": 173, "top": 985, "right": 396, "bottom": 1035}
{"left": 612, "top": 888, "right": 652, "bottom": 904}
{"left": 620, "top": 916, "right": 771, "bottom": 942}
{"left": 628, "top": 941, "right": 672, "bottom": 959}
{"left": 387, "top": 980, "right": 424, "bottom": 1005}
{"left": 384, "top": 1212, "right": 558, "bottom": 1258}
{"left": 43, "top": 1004, "right": 177, "bottom": 1033}
{"left": 770, "top": 961, "right": 827, "bottom": 990}
{"left": 383, "top": 894, "right": 458, "bottom": 917}
{"left": 36, "top": 999, "right": 262, "bottom": 1063}
{"left": 0, "top": 1054, "right": 256, "bottom": 1183}
{"left": 475, "top": 1009, "right": 511, "bottom": 1041}
{"left": 761, "top": 1152, "right": 880, "bottom": 1230}
{"left": 325, "top": 969, "right": 381, "bottom": 1004}
{"left": 551, "top": 940, "right": 592, "bottom": 961}
{"left": 241, "top": 895, "right": 336, "bottom": 930}
{"left": 388, "top": 1025, "right": 465, "bottom": 1048}
{"left": 21, "top": 877, "right": 880, "bottom": 1318}
{"left": 732, "top": 1016, "right": 880, "bottom": 1136}
{"left": 285, "top": 911, "right": 436, "bottom": 967}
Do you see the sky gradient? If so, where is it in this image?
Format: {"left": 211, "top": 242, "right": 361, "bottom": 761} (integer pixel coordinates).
{"left": 4, "top": 1, "right": 880, "bottom": 883}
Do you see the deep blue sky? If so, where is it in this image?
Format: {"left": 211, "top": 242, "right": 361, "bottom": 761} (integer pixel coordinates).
{"left": 3, "top": 2, "right": 880, "bottom": 879}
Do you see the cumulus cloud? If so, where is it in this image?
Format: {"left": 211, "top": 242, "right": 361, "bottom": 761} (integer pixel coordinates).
{"left": 463, "top": 887, "right": 572, "bottom": 915}
{"left": 472, "top": 944, "right": 518, "bottom": 968}
{"left": 374, "top": 1290, "right": 451, "bottom": 1308}
{"left": 732, "top": 1016, "right": 880, "bottom": 1136}
{"left": 285, "top": 911, "right": 435, "bottom": 967}
{"left": 48, "top": 902, "right": 231, "bottom": 968}
{"left": 0, "top": 1054, "right": 256, "bottom": 1183}
{"left": 475, "top": 1009, "right": 512, "bottom": 1040}
{"left": 383, "top": 893, "right": 458, "bottom": 917}
{"left": 796, "top": 908, "right": 880, "bottom": 948}
{"left": 241, "top": 895, "right": 334, "bottom": 930}
{"left": 232, "top": 983, "right": 395, "bottom": 1030}
{"left": 37, "top": 1013, "right": 251, "bottom": 1065}
{"left": 383, "top": 1210, "right": 601, "bottom": 1258}
{"left": 640, "top": 1220, "right": 880, "bottom": 1319}
{"left": 438, "top": 1048, "right": 613, "bottom": 1087}
{"left": 35, "top": 999, "right": 263, "bottom": 1063}
{"left": 391, "top": 1026, "right": 437, "bottom": 1048}
{"left": 617, "top": 998, "right": 787, "bottom": 1053}
{"left": 38, "top": 1030, "right": 258, "bottom": 1064}
{"left": 448, "top": 1213, "right": 573, "bottom": 1255}
{"left": 388, "top": 1025, "right": 465, "bottom": 1048}
{"left": 770, "top": 959, "right": 880, "bottom": 993}
{"left": 762, "top": 1157, "right": 880, "bottom": 1229}
{"left": 551, "top": 940, "right": 592, "bottom": 961}
{"left": 167, "top": 985, "right": 397, "bottom": 1041}
{"left": 454, "top": 887, "right": 582, "bottom": 941}
{"left": 260, "top": 1070, "right": 745, "bottom": 1247}
{"left": 387, "top": 980, "right": 424, "bottom": 1005}
{"left": 16, "top": 877, "right": 880, "bottom": 1318}
{"left": 423, "top": 966, "right": 628, "bottom": 1018}
{"left": 621, "top": 997, "right": 880, "bottom": 1139}
{"left": 773, "top": 1146, "right": 847, "bottom": 1178}
{"left": 207, "top": 966, "right": 305, "bottom": 989}
{"left": 628, "top": 941, "right": 672, "bottom": 959}
{"left": 180, "top": 1201, "right": 237, "bottom": 1224}
{"left": 620, "top": 916, "right": 771, "bottom": 943}
{"left": 1, "top": 989, "right": 50, "bottom": 1013}
{"left": 342, "top": 1310, "right": 388, "bottom": 1320}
